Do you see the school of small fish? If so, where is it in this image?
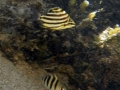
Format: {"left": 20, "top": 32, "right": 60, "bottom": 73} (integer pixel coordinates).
{"left": 42, "top": 74, "right": 67, "bottom": 90}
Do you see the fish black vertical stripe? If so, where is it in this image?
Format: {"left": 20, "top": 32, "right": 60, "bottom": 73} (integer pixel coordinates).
{"left": 42, "top": 74, "right": 67, "bottom": 90}
{"left": 44, "top": 75, "right": 48, "bottom": 83}
{"left": 46, "top": 75, "right": 51, "bottom": 87}
{"left": 55, "top": 79, "right": 59, "bottom": 89}
{"left": 50, "top": 75, "right": 56, "bottom": 89}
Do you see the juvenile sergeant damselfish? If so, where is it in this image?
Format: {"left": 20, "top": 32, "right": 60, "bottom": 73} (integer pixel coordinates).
{"left": 41, "top": 74, "right": 67, "bottom": 90}
{"left": 40, "top": 7, "right": 75, "bottom": 31}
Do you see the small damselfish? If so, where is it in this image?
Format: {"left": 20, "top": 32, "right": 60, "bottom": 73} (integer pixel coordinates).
{"left": 40, "top": 7, "right": 75, "bottom": 30}
{"left": 42, "top": 74, "right": 67, "bottom": 90}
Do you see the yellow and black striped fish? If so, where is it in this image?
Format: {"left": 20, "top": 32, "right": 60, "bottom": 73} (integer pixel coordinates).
{"left": 42, "top": 74, "right": 67, "bottom": 90}
{"left": 40, "top": 7, "right": 75, "bottom": 30}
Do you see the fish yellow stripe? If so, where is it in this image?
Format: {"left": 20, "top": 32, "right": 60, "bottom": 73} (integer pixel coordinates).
{"left": 47, "top": 11, "right": 66, "bottom": 15}
{"left": 47, "top": 75, "right": 54, "bottom": 89}
{"left": 40, "top": 14, "right": 68, "bottom": 20}
{"left": 51, "top": 75, "right": 58, "bottom": 90}
{"left": 44, "top": 75, "right": 49, "bottom": 86}
{"left": 40, "top": 18, "right": 68, "bottom": 24}
{"left": 50, "top": 76, "right": 56, "bottom": 89}
{"left": 43, "top": 22, "right": 68, "bottom": 28}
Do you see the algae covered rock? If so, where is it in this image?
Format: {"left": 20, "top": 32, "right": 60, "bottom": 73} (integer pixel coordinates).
{"left": 0, "top": 0, "right": 120, "bottom": 90}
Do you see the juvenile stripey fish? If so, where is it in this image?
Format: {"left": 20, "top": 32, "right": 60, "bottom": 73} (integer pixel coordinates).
{"left": 42, "top": 74, "right": 67, "bottom": 90}
{"left": 40, "top": 7, "right": 75, "bottom": 30}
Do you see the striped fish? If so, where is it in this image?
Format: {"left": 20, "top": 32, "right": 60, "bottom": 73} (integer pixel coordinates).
{"left": 40, "top": 7, "right": 75, "bottom": 30}
{"left": 42, "top": 74, "right": 67, "bottom": 90}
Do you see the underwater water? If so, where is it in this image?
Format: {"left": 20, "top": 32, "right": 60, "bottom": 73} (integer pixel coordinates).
{"left": 0, "top": 0, "right": 120, "bottom": 90}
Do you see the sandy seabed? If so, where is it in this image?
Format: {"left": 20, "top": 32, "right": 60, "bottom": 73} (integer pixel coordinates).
{"left": 0, "top": 52, "right": 48, "bottom": 90}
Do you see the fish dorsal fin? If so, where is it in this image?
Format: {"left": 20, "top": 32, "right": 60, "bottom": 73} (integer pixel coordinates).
{"left": 48, "top": 7, "right": 62, "bottom": 13}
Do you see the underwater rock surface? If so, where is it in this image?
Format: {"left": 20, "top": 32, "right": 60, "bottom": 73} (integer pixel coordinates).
{"left": 0, "top": 0, "right": 120, "bottom": 90}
